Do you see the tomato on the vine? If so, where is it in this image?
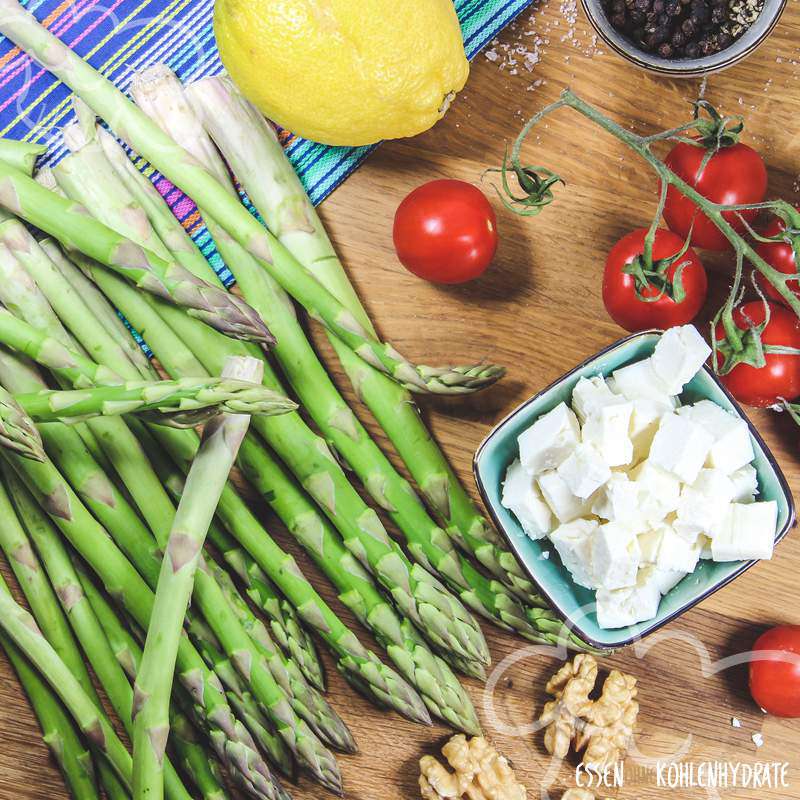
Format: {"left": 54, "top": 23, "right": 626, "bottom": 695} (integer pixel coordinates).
{"left": 749, "top": 625, "right": 800, "bottom": 718}
{"left": 663, "top": 141, "right": 767, "bottom": 251}
{"left": 754, "top": 208, "right": 800, "bottom": 306}
{"left": 714, "top": 301, "right": 800, "bottom": 407}
{"left": 392, "top": 179, "right": 498, "bottom": 284}
{"left": 602, "top": 228, "right": 708, "bottom": 333}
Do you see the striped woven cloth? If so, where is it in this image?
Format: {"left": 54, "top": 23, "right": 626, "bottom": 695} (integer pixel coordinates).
{"left": 0, "top": 0, "right": 534, "bottom": 204}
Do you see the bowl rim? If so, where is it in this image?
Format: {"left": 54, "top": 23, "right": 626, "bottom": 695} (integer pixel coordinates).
{"left": 579, "top": 0, "right": 788, "bottom": 77}
{"left": 473, "top": 328, "right": 797, "bottom": 650}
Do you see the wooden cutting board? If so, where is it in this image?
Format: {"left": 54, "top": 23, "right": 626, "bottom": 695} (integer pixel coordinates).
{"left": 3, "top": 2, "right": 800, "bottom": 798}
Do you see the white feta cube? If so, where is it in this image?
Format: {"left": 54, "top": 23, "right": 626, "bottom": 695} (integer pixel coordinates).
{"left": 630, "top": 460, "right": 681, "bottom": 525}
{"left": 611, "top": 358, "right": 676, "bottom": 409}
{"left": 501, "top": 459, "right": 554, "bottom": 540}
{"left": 582, "top": 402, "right": 634, "bottom": 467}
{"left": 698, "top": 534, "right": 713, "bottom": 559}
{"left": 729, "top": 464, "right": 759, "bottom": 503}
{"left": 557, "top": 443, "right": 612, "bottom": 499}
{"left": 711, "top": 501, "right": 777, "bottom": 561}
{"left": 675, "top": 468, "right": 735, "bottom": 540}
{"left": 649, "top": 412, "right": 714, "bottom": 484}
{"left": 678, "top": 400, "right": 754, "bottom": 473}
{"left": 654, "top": 524, "right": 702, "bottom": 573}
{"left": 638, "top": 528, "right": 664, "bottom": 563}
{"left": 651, "top": 325, "right": 711, "bottom": 394}
{"left": 537, "top": 470, "right": 592, "bottom": 523}
{"left": 629, "top": 398, "right": 666, "bottom": 464}
{"left": 639, "top": 564, "right": 686, "bottom": 596}
{"left": 518, "top": 402, "right": 580, "bottom": 475}
{"left": 596, "top": 573, "right": 661, "bottom": 629}
{"left": 550, "top": 519, "right": 598, "bottom": 589}
{"left": 591, "top": 522, "right": 641, "bottom": 590}
{"left": 571, "top": 375, "right": 626, "bottom": 423}
{"left": 591, "top": 472, "right": 642, "bottom": 523}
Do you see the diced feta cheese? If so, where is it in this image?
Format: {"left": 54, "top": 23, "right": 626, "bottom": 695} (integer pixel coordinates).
{"left": 674, "top": 468, "right": 736, "bottom": 540}
{"left": 571, "top": 375, "right": 626, "bottom": 423}
{"left": 537, "top": 470, "right": 592, "bottom": 523}
{"left": 649, "top": 412, "right": 714, "bottom": 484}
{"left": 629, "top": 398, "right": 666, "bottom": 464}
{"left": 591, "top": 522, "right": 641, "bottom": 590}
{"left": 638, "top": 528, "right": 664, "bottom": 563}
{"left": 550, "top": 519, "right": 598, "bottom": 589}
{"left": 518, "top": 402, "right": 580, "bottom": 475}
{"left": 651, "top": 325, "right": 711, "bottom": 394}
{"left": 630, "top": 460, "right": 681, "bottom": 525}
{"left": 639, "top": 564, "right": 687, "bottom": 595}
{"left": 557, "top": 443, "right": 612, "bottom": 499}
{"left": 611, "top": 358, "right": 676, "bottom": 409}
{"left": 501, "top": 459, "right": 554, "bottom": 540}
{"left": 582, "top": 402, "right": 634, "bottom": 467}
{"left": 729, "top": 464, "right": 759, "bottom": 504}
{"left": 678, "top": 400, "right": 754, "bottom": 473}
{"left": 654, "top": 523, "right": 702, "bottom": 573}
{"left": 698, "top": 534, "right": 713, "bottom": 559}
{"left": 596, "top": 571, "right": 661, "bottom": 629}
{"left": 591, "top": 472, "right": 641, "bottom": 523}
{"left": 711, "top": 501, "right": 777, "bottom": 561}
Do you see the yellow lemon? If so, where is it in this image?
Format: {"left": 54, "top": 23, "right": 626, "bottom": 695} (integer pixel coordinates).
{"left": 214, "top": 0, "right": 470, "bottom": 146}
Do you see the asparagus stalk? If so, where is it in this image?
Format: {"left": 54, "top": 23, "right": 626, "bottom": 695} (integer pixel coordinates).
{"left": 13, "top": 375, "right": 297, "bottom": 425}
{"left": 0, "top": 136, "right": 46, "bottom": 175}
{"left": 187, "top": 75, "right": 539, "bottom": 604}
{"left": 0, "top": 630, "right": 100, "bottom": 799}
{"left": 0, "top": 383, "right": 45, "bottom": 460}
{"left": 38, "top": 235, "right": 154, "bottom": 379}
{"left": 55, "top": 125, "right": 490, "bottom": 671}
{"left": 1, "top": 443, "right": 284, "bottom": 800}
{"left": 183, "top": 615, "right": 295, "bottom": 781}
{"left": 130, "top": 355, "right": 262, "bottom": 800}
{"left": 135, "top": 68, "right": 531, "bottom": 643}
{"left": 0, "top": 7, "right": 502, "bottom": 394}
{"left": 0, "top": 567, "right": 133, "bottom": 786}
{"left": 0, "top": 163, "right": 272, "bottom": 347}
{"left": 2, "top": 462, "right": 197, "bottom": 800}
{"left": 75, "top": 562, "right": 233, "bottom": 800}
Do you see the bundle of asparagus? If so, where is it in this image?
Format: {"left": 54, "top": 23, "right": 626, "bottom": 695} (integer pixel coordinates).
{"left": 0, "top": 4, "right": 598, "bottom": 800}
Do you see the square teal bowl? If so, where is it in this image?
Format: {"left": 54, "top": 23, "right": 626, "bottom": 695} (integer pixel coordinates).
{"left": 473, "top": 329, "right": 796, "bottom": 650}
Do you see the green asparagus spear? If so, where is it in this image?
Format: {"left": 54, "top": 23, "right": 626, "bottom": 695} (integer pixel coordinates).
{"left": 2, "top": 462, "right": 196, "bottom": 800}
{"left": 0, "top": 630, "right": 99, "bottom": 799}
{"left": 74, "top": 562, "right": 233, "bottom": 800}
{"left": 187, "top": 74, "right": 539, "bottom": 604}
{"left": 0, "top": 569, "right": 133, "bottom": 787}
{"left": 0, "top": 7, "right": 502, "bottom": 394}
{"left": 0, "top": 136, "right": 45, "bottom": 175}
{"left": 54, "top": 126, "right": 489, "bottom": 672}
{"left": 13, "top": 376, "right": 297, "bottom": 425}
{"left": 1, "top": 445, "right": 284, "bottom": 800}
{"left": 0, "top": 162, "right": 272, "bottom": 347}
{"left": 129, "top": 355, "right": 266, "bottom": 800}
{"left": 0, "top": 383, "right": 45, "bottom": 460}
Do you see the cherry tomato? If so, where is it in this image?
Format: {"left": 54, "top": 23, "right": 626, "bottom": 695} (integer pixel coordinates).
{"left": 393, "top": 179, "right": 498, "bottom": 284}
{"left": 749, "top": 625, "right": 800, "bottom": 718}
{"left": 714, "top": 301, "right": 800, "bottom": 406}
{"left": 754, "top": 208, "right": 800, "bottom": 306}
{"left": 602, "top": 228, "right": 708, "bottom": 332}
{"left": 663, "top": 141, "right": 767, "bottom": 251}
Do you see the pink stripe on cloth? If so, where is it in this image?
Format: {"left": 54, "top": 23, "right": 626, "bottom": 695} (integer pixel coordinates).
{"left": 0, "top": 0, "right": 125, "bottom": 114}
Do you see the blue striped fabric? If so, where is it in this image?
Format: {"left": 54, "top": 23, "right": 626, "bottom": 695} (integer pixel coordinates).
{"left": 0, "top": 0, "right": 535, "bottom": 205}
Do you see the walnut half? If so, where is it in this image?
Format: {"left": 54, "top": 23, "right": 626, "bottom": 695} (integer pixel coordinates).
{"left": 538, "top": 655, "right": 639, "bottom": 770}
{"left": 419, "top": 734, "right": 526, "bottom": 800}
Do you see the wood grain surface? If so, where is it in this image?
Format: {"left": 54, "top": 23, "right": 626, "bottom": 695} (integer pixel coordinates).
{"left": 3, "top": 2, "right": 800, "bottom": 798}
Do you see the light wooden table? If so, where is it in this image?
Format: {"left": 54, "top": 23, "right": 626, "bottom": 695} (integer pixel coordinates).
{"left": 2, "top": 2, "right": 800, "bottom": 798}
